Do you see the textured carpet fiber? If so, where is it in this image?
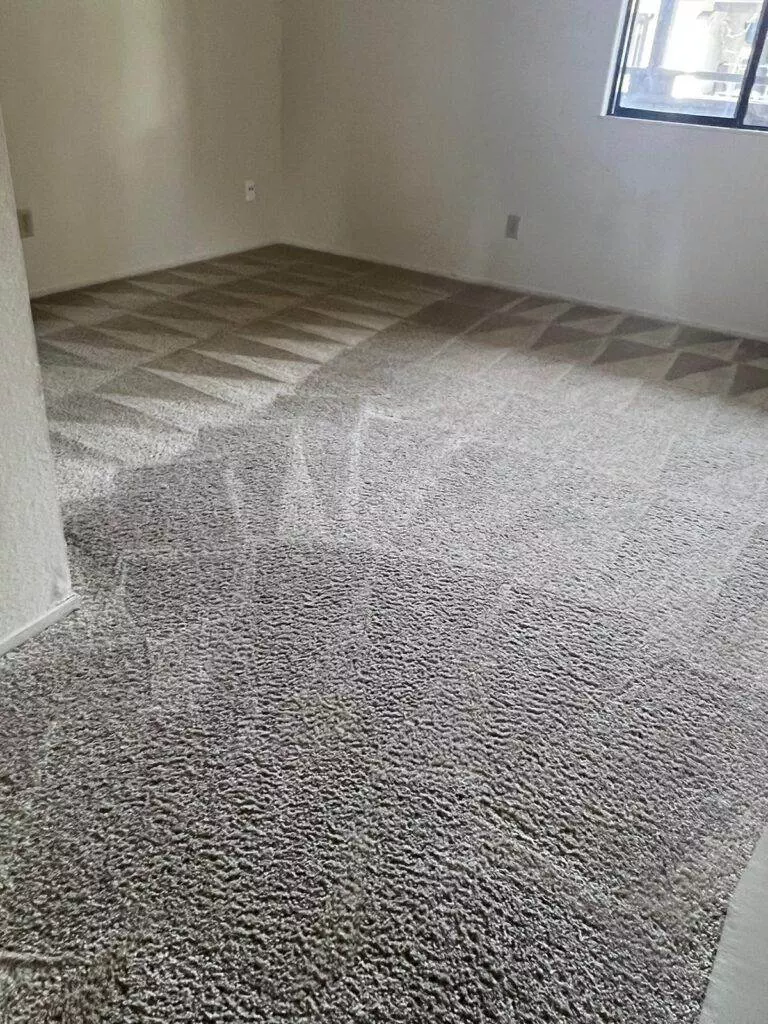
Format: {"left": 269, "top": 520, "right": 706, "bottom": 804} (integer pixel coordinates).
{"left": 3, "top": 245, "right": 768, "bottom": 1022}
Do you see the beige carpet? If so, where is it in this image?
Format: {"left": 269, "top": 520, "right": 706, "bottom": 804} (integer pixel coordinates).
{"left": 2, "top": 245, "right": 768, "bottom": 1021}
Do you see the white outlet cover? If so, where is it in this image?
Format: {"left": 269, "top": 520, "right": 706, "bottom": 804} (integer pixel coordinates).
{"left": 245, "top": 180, "right": 256, "bottom": 202}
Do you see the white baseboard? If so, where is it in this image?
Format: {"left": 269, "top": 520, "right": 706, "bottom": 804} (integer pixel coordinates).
{"left": 28, "top": 240, "right": 282, "bottom": 299}
{"left": 0, "top": 594, "right": 81, "bottom": 658}
{"left": 282, "top": 236, "right": 768, "bottom": 345}
{"left": 31, "top": 232, "right": 767, "bottom": 343}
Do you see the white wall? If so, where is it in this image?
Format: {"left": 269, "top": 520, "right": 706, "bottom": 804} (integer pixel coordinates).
{"left": 282, "top": 0, "right": 768, "bottom": 339}
{"left": 2, "top": 0, "right": 765, "bottom": 335}
{"left": 0, "top": 0, "right": 282, "bottom": 296}
{"left": 0, "top": 106, "right": 73, "bottom": 652}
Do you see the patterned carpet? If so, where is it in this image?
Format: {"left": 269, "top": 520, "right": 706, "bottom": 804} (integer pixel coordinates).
{"left": 34, "top": 244, "right": 768, "bottom": 507}
{"left": 3, "top": 245, "right": 768, "bottom": 1021}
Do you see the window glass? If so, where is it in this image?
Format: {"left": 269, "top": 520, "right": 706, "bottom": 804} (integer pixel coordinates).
{"left": 745, "top": 28, "right": 768, "bottom": 125}
{"left": 616, "top": 0, "right": 763, "bottom": 121}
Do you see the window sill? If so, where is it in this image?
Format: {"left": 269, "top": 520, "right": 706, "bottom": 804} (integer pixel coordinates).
{"left": 600, "top": 110, "right": 768, "bottom": 136}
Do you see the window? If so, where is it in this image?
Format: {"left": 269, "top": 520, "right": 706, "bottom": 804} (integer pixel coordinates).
{"left": 609, "top": 0, "right": 768, "bottom": 129}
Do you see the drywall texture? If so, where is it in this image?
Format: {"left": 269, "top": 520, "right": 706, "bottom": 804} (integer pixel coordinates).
{"left": 282, "top": 0, "right": 768, "bottom": 339}
{"left": 0, "top": 108, "right": 72, "bottom": 648}
{"left": 0, "top": 0, "right": 282, "bottom": 296}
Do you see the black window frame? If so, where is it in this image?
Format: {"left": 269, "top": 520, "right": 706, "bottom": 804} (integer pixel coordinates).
{"left": 609, "top": 0, "right": 768, "bottom": 131}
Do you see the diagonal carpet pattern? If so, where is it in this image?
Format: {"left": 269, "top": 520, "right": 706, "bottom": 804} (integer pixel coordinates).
{"left": 3, "top": 246, "right": 768, "bottom": 1021}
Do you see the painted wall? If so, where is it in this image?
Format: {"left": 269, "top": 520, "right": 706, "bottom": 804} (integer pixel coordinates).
{"left": 0, "top": 107, "right": 73, "bottom": 650}
{"left": 0, "top": 0, "right": 282, "bottom": 296}
{"left": 282, "top": 0, "right": 768, "bottom": 338}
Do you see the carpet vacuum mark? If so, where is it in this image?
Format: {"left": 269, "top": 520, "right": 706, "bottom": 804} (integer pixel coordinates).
{"left": 3, "top": 246, "right": 768, "bottom": 1022}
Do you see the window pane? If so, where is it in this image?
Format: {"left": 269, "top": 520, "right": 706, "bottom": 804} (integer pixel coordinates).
{"left": 618, "top": 0, "right": 763, "bottom": 119}
{"left": 745, "top": 27, "right": 768, "bottom": 126}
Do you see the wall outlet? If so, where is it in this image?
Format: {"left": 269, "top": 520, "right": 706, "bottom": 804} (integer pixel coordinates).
{"left": 505, "top": 214, "right": 521, "bottom": 240}
{"left": 17, "top": 208, "right": 34, "bottom": 238}
{"left": 245, "top": 180, "right": 256, "bottom": 203}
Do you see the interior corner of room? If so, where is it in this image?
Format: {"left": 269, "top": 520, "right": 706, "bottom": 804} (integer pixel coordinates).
{"left": 2, "top": 2, "right": 768, "bottom": 1022}
{"left": 0, "top": 0, "right": 765, "bottom": 338}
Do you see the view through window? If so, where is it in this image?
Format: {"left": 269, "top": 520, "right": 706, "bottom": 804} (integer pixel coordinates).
{"left": 610, "top": 0, "right": 768, "bottom": 128}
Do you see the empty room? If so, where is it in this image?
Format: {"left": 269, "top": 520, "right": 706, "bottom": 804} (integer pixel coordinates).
{"left": 2, "top": 1, "right": 768, "bottom": 1020}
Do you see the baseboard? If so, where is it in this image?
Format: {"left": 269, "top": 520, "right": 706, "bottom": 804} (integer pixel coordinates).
{"left": 31, "top": 231, "right": 767, "bottom": 344}
{"left": 28, "top": 240, "right": 283, "bottom": 300}
{"left": 0, "top": 594, "right": 81, "bottom": 658}
{"left": 282, "top": 236, "right": 768, "bottom": 345}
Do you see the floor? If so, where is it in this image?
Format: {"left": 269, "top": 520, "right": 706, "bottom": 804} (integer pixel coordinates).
{"left": 3, "top": 245, "right": 768, "bottom": 1021}
{"left": 33, "top": 244, "right": 768, "bottom": 508}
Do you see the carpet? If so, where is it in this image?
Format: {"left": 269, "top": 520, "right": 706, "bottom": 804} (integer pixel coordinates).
{"left": 3, "top": 245, "right": 768, "bottom": 1022}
